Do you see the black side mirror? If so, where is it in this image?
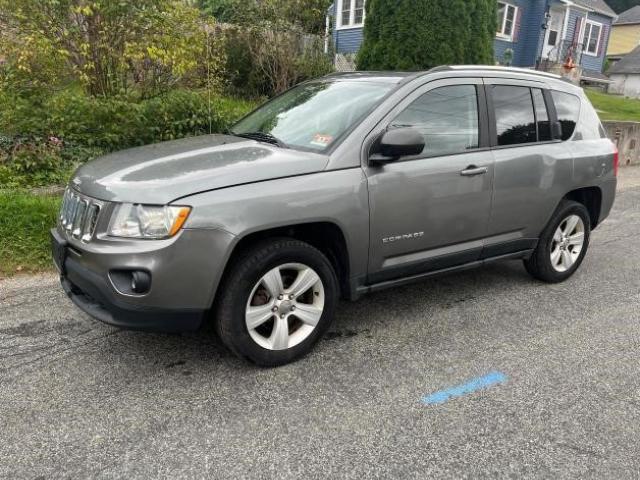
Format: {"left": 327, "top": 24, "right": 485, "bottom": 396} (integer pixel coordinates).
{"left": 370, "top": 128, "right": 425, "bottom": 164}
{"left": 551, "top": 121, "right": 563, "bottom": 140}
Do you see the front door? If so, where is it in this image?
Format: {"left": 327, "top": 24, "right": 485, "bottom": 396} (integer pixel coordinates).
{"left": 364, "top": 79, "right": 494, "bottom": 284}
{"left": 542, "top": 8, "right": 566, "bottom": 61}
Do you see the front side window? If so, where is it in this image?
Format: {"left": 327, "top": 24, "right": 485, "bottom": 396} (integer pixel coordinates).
{"left": 551, "top": 91, "right": 581, "bottom": 141}
{"left": 339, "top": 0, "right": 365, "bottom": 27}
{"left": 497, "top": 2, "right": 518, "bottom": 39}
{"left": 390, "top": 85, "right": 479, "bottom": 157}
{"left": 583, "top": 21, "right": 602, "bottom": 55}
{"left": 232, "top": 80, "right": 393, "bottom": 152}
{"left": 492, "top": 85, "right": 537, "bottom": 146}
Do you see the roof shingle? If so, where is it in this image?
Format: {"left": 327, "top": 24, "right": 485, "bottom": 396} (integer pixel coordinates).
{"left": 608, "top": 46, "right": 640, "bottom": 74}
{"left": 614, "top": 5, "right": 640, "bottom": 24}
{"left": 572, "top": 0, "right": 617, "bottom": 18}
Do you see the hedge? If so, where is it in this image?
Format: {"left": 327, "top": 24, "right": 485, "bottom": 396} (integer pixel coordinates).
{"left": 0, "top": 89, "right": 257, "bottom": 188}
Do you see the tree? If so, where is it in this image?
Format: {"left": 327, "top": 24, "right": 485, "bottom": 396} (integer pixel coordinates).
{"left": 357, "top": 0, "right": 497, "bottom": 71}
{"left": 0, "top": 0, "right": 224, "bottom": 98}
{"left": 606, "top": 0, "right": 640, "bottom": 14}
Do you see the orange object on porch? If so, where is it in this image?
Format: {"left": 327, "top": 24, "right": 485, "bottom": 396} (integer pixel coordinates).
{"left": 563, "top": 45, "right": 577, "bottom": 70}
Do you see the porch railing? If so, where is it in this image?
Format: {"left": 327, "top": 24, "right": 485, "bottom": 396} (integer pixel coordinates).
{"left": 538, "top": 40, "right": 584, "bottom": 70}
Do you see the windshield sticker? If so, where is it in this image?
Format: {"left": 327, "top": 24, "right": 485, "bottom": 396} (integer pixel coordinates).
{"left": 310, "top": 134, "right": 333, "bottom": 147}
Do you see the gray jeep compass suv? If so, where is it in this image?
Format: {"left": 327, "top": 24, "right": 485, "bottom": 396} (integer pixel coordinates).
{"left": 51, "top": 66, "right": 618, "bottom": 366}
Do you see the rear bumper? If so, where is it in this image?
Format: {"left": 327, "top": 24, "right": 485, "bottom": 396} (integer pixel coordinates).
{"left": 51, "top": 226, "right": 236, "bottom": 333}
{"left": 598, "top": 178, "right": 617, "bottom": 226}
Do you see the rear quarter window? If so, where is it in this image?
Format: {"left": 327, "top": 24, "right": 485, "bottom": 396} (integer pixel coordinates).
{"left": 575, "top": 96, "right": 608, "bottom": 140}
{"left": 551, "top": 91, "right": 581, "bottom": 141}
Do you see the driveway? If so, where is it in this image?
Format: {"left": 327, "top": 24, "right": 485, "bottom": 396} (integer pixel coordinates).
{"left": 2, "top": 168, "right": 640, "bottom": 479}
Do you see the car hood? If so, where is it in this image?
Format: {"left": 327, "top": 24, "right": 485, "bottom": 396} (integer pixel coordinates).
{"left": 71, "top": 134, "right": 329, "bottom": 204}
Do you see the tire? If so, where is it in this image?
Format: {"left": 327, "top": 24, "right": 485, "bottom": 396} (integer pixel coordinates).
{"left": 214, "top": 238, "right": 339, "bottom": 367}
{"left": 524, "top": 200, "right": 591, "bottom": 283}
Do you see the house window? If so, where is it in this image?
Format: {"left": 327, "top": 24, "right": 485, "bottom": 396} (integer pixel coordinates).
{"left": 339, "top": 0, "right": 365, "bottom": 28}
{"left": 497, "top": 2, "right": 518, "bottom": 40}
{"left": 583, "top": 20, "right": 603, "bottom": 56}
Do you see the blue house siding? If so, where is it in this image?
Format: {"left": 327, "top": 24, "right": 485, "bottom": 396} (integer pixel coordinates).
{"left": 335, "top": 27, "right": 364, "bottom": 54}
{"left": 581, "top": 11, "right": 613, "bottom": 72}
{"left": 494, "top": 0, "right": 549, "bottom": 67}
{"left": 565, "top": 8, "right": 584, "bottom": 43}
{"left": 519, "top": 0, "right": 549, "bottom": 66}
{"left": 329, "top": 0, "right": 614, "bottom": 72}
{"left": 563, "top": 8, "right": 613, "bottom": 72}
{"left": 495, "top": 37, "right": 521, "bottom": 65}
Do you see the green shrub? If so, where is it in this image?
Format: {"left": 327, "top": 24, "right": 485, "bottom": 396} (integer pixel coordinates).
{"left": 1, "top": 89, "right": 255, "bottom": 147}
{"left": 219, "top": 23, "right": 333, "bottom": 98}
{"left": 0, "top": 135, "right": 84, "bottom": 188}
{"left": 295, "top": 46, "right": 335, "bottom": 82}
{"left": 0, "top": 190, "right": 61, "bottom": 276}
{"left": 0, "top": 89, "right": 257, "bottom": 187}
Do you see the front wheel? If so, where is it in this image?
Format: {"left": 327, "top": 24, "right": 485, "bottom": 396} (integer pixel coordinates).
{"left": 214, "top": 239, "right": 338, "bottom": 367}
{"left": 524, "top": 200, "right": 591, "bottom": 283}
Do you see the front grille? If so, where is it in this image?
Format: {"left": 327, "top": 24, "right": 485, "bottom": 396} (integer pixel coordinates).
{"left": 59, "top": 188, "right": 103, "bottom": 243}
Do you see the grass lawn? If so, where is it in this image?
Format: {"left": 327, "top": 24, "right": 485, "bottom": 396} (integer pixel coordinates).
{"left": 585, "top": 89, "right": 640, "bottom": 122}
{"left": 0, "top": 190, "right": 61, "bottom": 277}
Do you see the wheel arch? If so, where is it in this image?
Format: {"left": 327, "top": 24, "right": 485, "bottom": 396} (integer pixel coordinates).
{"left": 219, "top": 221, "right": 352, "bottom": 301}
{"left": 563, "top": 186, "right": 603, "bottom": 229}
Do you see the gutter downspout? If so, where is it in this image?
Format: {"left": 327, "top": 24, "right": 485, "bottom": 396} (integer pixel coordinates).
{"left": 324, "top": 14, "right": 330, "bottom": 54}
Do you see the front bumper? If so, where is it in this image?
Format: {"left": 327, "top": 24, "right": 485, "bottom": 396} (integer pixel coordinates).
{"left": 51, "top": 226, "right": 235, "bottom": 333}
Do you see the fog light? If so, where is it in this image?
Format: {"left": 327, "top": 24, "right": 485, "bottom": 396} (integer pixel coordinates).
{"left": 131, "top": 271, "right": 151, "bottom": 294}
{"left": 109, "top": 269, "right": 152, "bottom": 295}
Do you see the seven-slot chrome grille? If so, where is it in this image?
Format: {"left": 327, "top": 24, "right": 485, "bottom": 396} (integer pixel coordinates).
{"left": 59, "top": 188, "right": 103, "bottom": 243}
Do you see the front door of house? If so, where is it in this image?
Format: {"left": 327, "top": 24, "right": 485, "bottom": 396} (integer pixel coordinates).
{"left": 542, "top": 8, "right": 565, "bottom": 61}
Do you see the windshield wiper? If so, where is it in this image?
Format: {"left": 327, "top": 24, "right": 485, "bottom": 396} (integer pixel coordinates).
{"left": 231, "top": 131, "right": 289, "bottom": 149}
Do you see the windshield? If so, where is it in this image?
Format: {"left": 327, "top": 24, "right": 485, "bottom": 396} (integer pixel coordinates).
{"left": 231, "top": 80, "right": 394, "bottom": 152}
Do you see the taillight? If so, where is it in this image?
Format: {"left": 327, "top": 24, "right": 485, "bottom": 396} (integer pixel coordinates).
{"left": 613, "top": 145, "right": 619, "bottom": 177}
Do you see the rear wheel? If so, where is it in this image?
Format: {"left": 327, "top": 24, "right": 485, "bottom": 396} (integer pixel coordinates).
{"left": 524, "top": 200, "right": 591, "bottom": 283}
{"left": 215, "top": 238, "right": 338, "bottom": 366}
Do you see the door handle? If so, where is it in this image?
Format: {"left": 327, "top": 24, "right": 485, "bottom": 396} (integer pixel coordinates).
{"left": 460, "top": 165, "right": 488, "bottom": 177}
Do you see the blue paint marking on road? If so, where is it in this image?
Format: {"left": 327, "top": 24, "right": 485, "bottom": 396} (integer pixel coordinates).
{"left": 421, "top": 371, "right": 508, "bottom": 405}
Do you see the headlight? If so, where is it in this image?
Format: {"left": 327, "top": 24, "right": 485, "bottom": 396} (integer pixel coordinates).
{"left": 108, "top": 204, "right": 191, "bottom": 239}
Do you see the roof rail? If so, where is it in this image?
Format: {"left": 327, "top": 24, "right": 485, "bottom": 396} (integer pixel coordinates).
{"left": 448, "top": 65, "right": 562, "bottom": 80}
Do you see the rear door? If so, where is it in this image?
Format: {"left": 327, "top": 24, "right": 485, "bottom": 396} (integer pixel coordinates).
{"left": 484, "top": 79, "right": 573, "bottom": 258}
{"left": 364, "top": 78, "right": 495, "bottom": 284}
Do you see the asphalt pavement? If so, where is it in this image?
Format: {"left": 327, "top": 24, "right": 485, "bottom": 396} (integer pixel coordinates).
{"left": 2, "top": 168, "right": 640, "bottom": 479}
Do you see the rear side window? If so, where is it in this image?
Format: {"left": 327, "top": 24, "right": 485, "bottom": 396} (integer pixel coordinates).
{"left": 390, "top": 85, "right": 480, "bottom": 157}
{"left": 492, "top": 85, "right": 537, "bottom": 146}
{"left": 551, "top": 91, "right": 581, "bottom": 141}
{"left": 532, "top": 89, "right": 552, "bottom": 142}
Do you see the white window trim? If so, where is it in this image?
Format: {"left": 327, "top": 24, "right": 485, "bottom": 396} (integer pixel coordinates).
{"left": 581, "top": 19, "right": 603, "bottom": 57}
{"left": 336, "top": 0, "right": 365, "bottom": 30}
{"left": 496, "top": 2, "right": 518, "bottom": 41}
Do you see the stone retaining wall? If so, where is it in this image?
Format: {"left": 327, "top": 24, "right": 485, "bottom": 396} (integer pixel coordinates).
{"left": 603, "top": 121, "right": 640, "bottom": 167}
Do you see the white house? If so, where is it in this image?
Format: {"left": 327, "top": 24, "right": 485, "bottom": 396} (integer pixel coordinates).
{"left": 608, "top": 45, "right": 640, "bottom": 97}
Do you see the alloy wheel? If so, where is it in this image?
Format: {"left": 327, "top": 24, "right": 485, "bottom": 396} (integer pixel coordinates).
{"left": 245, "top": 263, "right": 325, "bottom": 351}
{"left": 550, "top": 214, "right": 585, "bottom": 273}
